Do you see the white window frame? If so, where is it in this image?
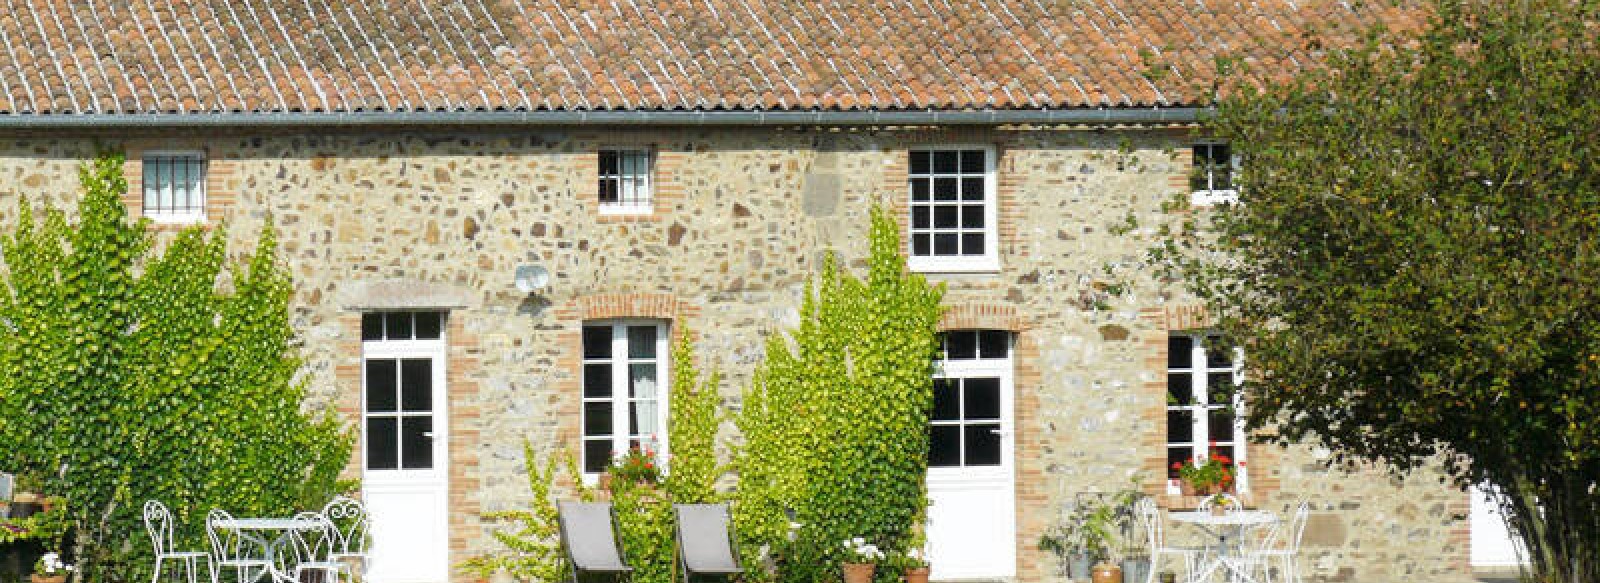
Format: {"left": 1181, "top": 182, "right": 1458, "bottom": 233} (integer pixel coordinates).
{"left": 141, "top": 151, "right": 207, "bottom": 224}
{"left": 1165, "top": 332, "right": 1248, "bottom": 494}
{"left": 360, "top": 312, "right": 448, "bottom": 475}
{"left": 597, "top": 149, "right": 655, "bottom": 216}
{"left": 1190, "top": 142, "right": 1239, "bottom": 206}
{"left": 906, "top": 145, "right": 1000, "bottom": 273}
{"left": 580, "top": 320, "right": 670, "bottom": 482}
{"left": 929, "top": 330, "right": 1014, "bottom": 476}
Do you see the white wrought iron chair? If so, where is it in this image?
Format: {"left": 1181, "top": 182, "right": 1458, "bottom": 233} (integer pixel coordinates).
{"left": 321, "top": 496, "right": 371, "bottom": 580}
{"left": 207, "top": 508, "right": 270, "bottom": 583}
{"left": 1134, "top": 497, "right": 1198, "bottom": 583}
{"left": 144, "top": 500, "right": 211, "bottom": 583}
{"left": 288, "top": 512, "right": 347, "bottom": 583}
{"left": 1197, "top": 493, "right": 1244, "bottom": 514}
{"left": 1242, "top": 501, "right": 1311, "bottom": 583}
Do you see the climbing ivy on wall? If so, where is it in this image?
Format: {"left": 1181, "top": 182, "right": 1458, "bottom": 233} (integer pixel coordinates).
{"left": 734, "top": 206, "right": 945, "bottom": 582}
{"left": 665, "top": 327, "right": 722, "bottom": 505}
{"left": 0, "top": 153, "right": 352, "bottom": 582}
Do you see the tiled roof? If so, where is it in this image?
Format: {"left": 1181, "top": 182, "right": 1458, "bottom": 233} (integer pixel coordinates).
{"left": 0, "top": 1, "right": 1421, "bottom": 116}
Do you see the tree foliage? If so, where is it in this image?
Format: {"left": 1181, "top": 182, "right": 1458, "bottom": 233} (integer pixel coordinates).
{"left": 0, "top": 153, "right": 352, "bottom": 581}
{"left": 1173, "top": 2, "right": 1600, "bottom": 581}
{"left": 734, "top": 206, "right": 944, "bottom": 582}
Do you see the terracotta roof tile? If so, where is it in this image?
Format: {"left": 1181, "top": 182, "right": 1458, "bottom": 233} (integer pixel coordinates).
{"left": 0, "top": 0, "right": 1422, "bottom": 116}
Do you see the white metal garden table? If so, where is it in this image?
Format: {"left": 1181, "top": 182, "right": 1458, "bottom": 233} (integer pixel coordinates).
{"left": 211, "top": 517, "right": 325, "bottom": 583}
{"left": 1170, "top": 510, "right": 1277, "bottom": 583}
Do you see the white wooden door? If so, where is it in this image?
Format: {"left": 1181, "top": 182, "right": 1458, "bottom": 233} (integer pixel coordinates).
{"left": 361, "top": 312, "right": 450, "bottom": 583}
{"left": 926, "top": 331, "right": 1016, "bottom": 580}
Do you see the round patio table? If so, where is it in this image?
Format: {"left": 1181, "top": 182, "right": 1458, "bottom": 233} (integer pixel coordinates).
{"left": 211, "top": 517, "right": 325, "bottom": 583}
{"left": 1169, "top": 510, "right": 1277, "bottom": 583}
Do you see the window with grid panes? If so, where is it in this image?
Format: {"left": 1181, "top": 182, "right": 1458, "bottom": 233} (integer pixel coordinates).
{"left": 360, "top": 311, "right": 446, "bottom": 471}
{"left": 1190, "top": 142, "right": 1239, "bottom": 205}
{"left": 142, "top": 153, "right": 207, "bottom": 223}
{"left": 929, "top": 330, "right": 1012, "bottom": 468}
{"left": 581, "top": 322, "right": 668, "bottom": 475}
{"left": 907, "top": 148, "right": 998, "bottom": 272}
{"left": 1166, "top": 332, "right": 1247, "bottom": 490}
{"left": 598, "top": 150, "right": 653, "bottom": 214}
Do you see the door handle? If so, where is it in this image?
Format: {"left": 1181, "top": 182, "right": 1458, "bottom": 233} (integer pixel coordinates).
{"left": 422, "top": 431, "right": 436, "bottom": 438}
{"left": 989, "top": 429, "right": 1014, "bottom": 436}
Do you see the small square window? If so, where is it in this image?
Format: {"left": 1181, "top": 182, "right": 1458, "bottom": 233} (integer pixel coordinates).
{"left": 142, "top": 153, "right": 206, "bottom": 223}
{"left": 1191, "top": 142, "right": 1239, "bottom": 206}
{"left": 907, "top": 147, "right": 997, "bottom": 272}
{"left": 598, "top": 150, "right": 653, "bottom": 214}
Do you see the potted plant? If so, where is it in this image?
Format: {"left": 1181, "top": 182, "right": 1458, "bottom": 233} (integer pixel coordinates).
{"left": 884, "top": 547, "right": 930, "bottom": 583}
{"left": 30, "top": 552, "right": 72, "bottom": 583}
{"left": 1039, "top": 519, "right": 1092, "bottom": 580}
{"left": 840, "top": 537, "right": 884, "bottom": 583}
{"left": 601, "top": 447, "right": 662, "bottom": 492}
{"left": 1172, "top": 452, "right": 1236, "bottom": 498}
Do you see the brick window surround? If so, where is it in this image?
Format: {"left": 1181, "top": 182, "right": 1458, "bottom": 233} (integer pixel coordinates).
{"left": 882, "top": 129, "right": 1021, "bottom": 271}
{"left": 120, "top": 142, "right": 238, "bottom": 227}
{"left": 578, "top": 144, "right": 685, "bottom": 222}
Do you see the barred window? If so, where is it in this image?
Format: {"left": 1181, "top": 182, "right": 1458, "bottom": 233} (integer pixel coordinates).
{"left": 598, "top": 150, "right": 653, "bottom": 214}
{"left": 1190, "top": 142, "right": 1238, "bottom": 205}
{"left": 142, "top": 153, "right": 206, "bottom": 222}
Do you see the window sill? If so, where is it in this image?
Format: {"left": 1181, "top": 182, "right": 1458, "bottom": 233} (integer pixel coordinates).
{"left": 1190, "top": 190, "right": 1239, "bottom": 206}
{"left": 597, "top": 205, "right": 654, "bottom": 217}
{"left": 907, "top": 256, "right": 1000, "bottom": 275}
{"left": 144, "top": 213, "right": 207, "bottom": 226}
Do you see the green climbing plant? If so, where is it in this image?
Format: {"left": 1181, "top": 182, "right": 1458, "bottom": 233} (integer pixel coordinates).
{"left": 734, "top": 206, "right": 945, "bottom": 582}
{"left": 665, "top": 328, "right": 723, "bottom": 505}
{"left": 459, "top": 444, "right": 585, "bottom": 583}
{"left": 0, "top": 153, "right": 352, "bottom": 583}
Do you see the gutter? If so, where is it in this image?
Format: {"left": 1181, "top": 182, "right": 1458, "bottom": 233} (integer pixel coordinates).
{"left": 0, "top": 107, "right": 1204, "bottom": 128}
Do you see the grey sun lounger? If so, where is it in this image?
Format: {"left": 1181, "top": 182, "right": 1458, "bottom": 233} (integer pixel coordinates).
{"left": 558, "top": 501, "right": 632, "bottom": 583}
{"left": 673, "top": 504, "right": 742, "bottom": 583}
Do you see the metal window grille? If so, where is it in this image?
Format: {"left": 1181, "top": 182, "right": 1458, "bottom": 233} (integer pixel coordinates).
{"left": 908, "top": 149, "right": 989, "bottom": 257}
{"left": 142, "top": 154, "right": 206, "bottom": 219}
{"left": 598, "top": 150, "right": 653, "bottom": 210}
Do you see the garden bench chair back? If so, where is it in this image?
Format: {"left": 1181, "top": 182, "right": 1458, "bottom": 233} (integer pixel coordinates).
{"left": 557, "top": 501, "right": 632, "bottom": 583}
{"left": 287, "top": 511, "right": 346, "bottom": 583}
{"left": 143, "top": 500, "right": 212, "bottom": 583}
{"left": 206, "top": 508, "right": 270, "bottom": 583}
{"left": 321, "top": 495, "right": 372, "bottom": 578}
{"left": 1134, "top": 497, "right": 1196, "bottom": 583}
{"left": 673, "top": 503, "right": 742, "bottom": 583}
{"left": 1245, "top": 501, "right": 1311, "bottom": 583}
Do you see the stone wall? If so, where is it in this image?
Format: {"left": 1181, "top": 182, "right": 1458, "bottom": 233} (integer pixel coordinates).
{"left": 0, "top": 127, "right": 1471, "bottom": 583}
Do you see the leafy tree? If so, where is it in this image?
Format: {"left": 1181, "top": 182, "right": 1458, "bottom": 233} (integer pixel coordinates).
{"left": 1171, "top": 2, "right": 1600, "bottom": 581}
{"left": 0, "top": 153, "right": 352, "bottom": 581}
{"left": 735, "top": 206, "right": 944, "bottom": 582}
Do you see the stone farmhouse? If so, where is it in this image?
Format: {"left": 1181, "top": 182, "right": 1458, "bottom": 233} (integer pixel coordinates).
{"left": 0, "top": 1, "right": 1502, "bottom": 582}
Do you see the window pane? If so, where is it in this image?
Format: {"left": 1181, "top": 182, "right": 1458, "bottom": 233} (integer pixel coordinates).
{"left": 400, "top": 358, "right": 432, "bottom": 412}
{"left": 583, "top": 326, "right": 611, "bottom": 359}
{"left": 934, "top": 233, "right": 958, "bottom": 255}
{"left": 1211, "top": 445, "right": 1235, "bottom": 464}
{"left": 945, "top": 331, "right": 976, "bottom": 360}
{"left": 583, "top": 440, "right": 612, "bottom": 474}
{"left": 978, "top": 330, "right": 1009, "bottom": 359}
{"left": 1208, "top": 409, "right": 1235, "bottom": 442}
{"left": 1168, "top": 448, "right": 1191, "bottom": 479}
{"left": 583, "top": 364, "right": 613, "bottom": 398}
{"left": 964, "top": 424, "right": 1001, "bottom": 466}
{"left": 361, "top": 313, "right": 384, "bottom": 341}
{"left": 960, "top": 150, "right": 985, "bottom": 173}
{"left": 961, "top": 233, "right": 984, "bottom": 256}
{"left": 600, "top": 178, "right": 619, "bottom": 204}
{"left": 960, "top": 177, "right": 985, "bottom": 201}
{"left": 143, "top": 163, "right": 157, "bottom": 209}
{"left": 401, "top": 417, "right": 433, "bottom": 469}
{"left": 630, "top": 364, "right": 658, "bottom": 397}
{"left": 365, "top": 360, "right": 397, "bottom": 413}
{"left": 934, "top": 205, "right": 958, "bottom": 228}
{"left": 1205, "top": 336, "right": 1234, "bottom": 368}
{"left": 912, "top": 206, "right": 930, "bottom": 229}
{"left": 1167, "top": 374, "right": 1193, "bottom": 405}
{"left": 931, "top": 379, "right": 959, "bottom": 421}
{"left": 928, "top": 425, "right": 960, "bottom": 467}
{"left": 933, "top": 177, "right": 958, "bottom": 201}
{"left": 911, "top": 178, "right": 930, "bottom": 201}
{"left": 1208, "top": 372, "right": 1237, "bottom": 402}
{"left": 366, "top": 417, "right": 398, "bottom": 470}
{"left": 1168, "top": 336, "right": 1194, "bottom": 368}
{"left": 627, "top": 326, "right": 657, "bottom": 359}
{"left": 385, "top": 312, "right": 412, "bottom": 340}
{"left": 414, "top": 312, "right": 442, "bottom": 339}
{"left": 963, "top": 378, "right": 1000, "bottom": 420}
{"left": 599, "top": 151, "right": 619, "bottom": 175}
{"left": 933, "top": 150, "right": 958, "bottom": 173}
{"left": 912, "top": 234, "right": 931, "bottom": 256}
{"left": 961, "top": 205, "right": 985, "bottom": 228}
{"left": 1167, "top": 410, "right": 1193, "bottom": 443}
{"left": 909, "top": 150, "right": 931, "bottom": 175}
{"left": 583, "top": 402, "right": 613, "bottom": 436}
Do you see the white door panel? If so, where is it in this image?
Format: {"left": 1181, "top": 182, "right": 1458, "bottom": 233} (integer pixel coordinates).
{"left": 925, "top": 331, "right": 1016, "bottom": 581}
{"left": 362, "top": 323, "right": 449, "bottom": 583}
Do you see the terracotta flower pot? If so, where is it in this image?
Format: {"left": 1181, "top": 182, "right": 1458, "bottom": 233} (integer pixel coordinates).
{"left": 902, "top": 566, "right": 930, "bottom": 583}
{"left": 31, "top": 574, "right": 67, "bottom": 583}
{"left": 1179, "top": 481, "right": 1196, "bottom": 497}
{"left": 1090, "top": 560, "right": 1123, "bottom": 583}
{"left": 842, "top": 562, "right": 875, "bottom": 583}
